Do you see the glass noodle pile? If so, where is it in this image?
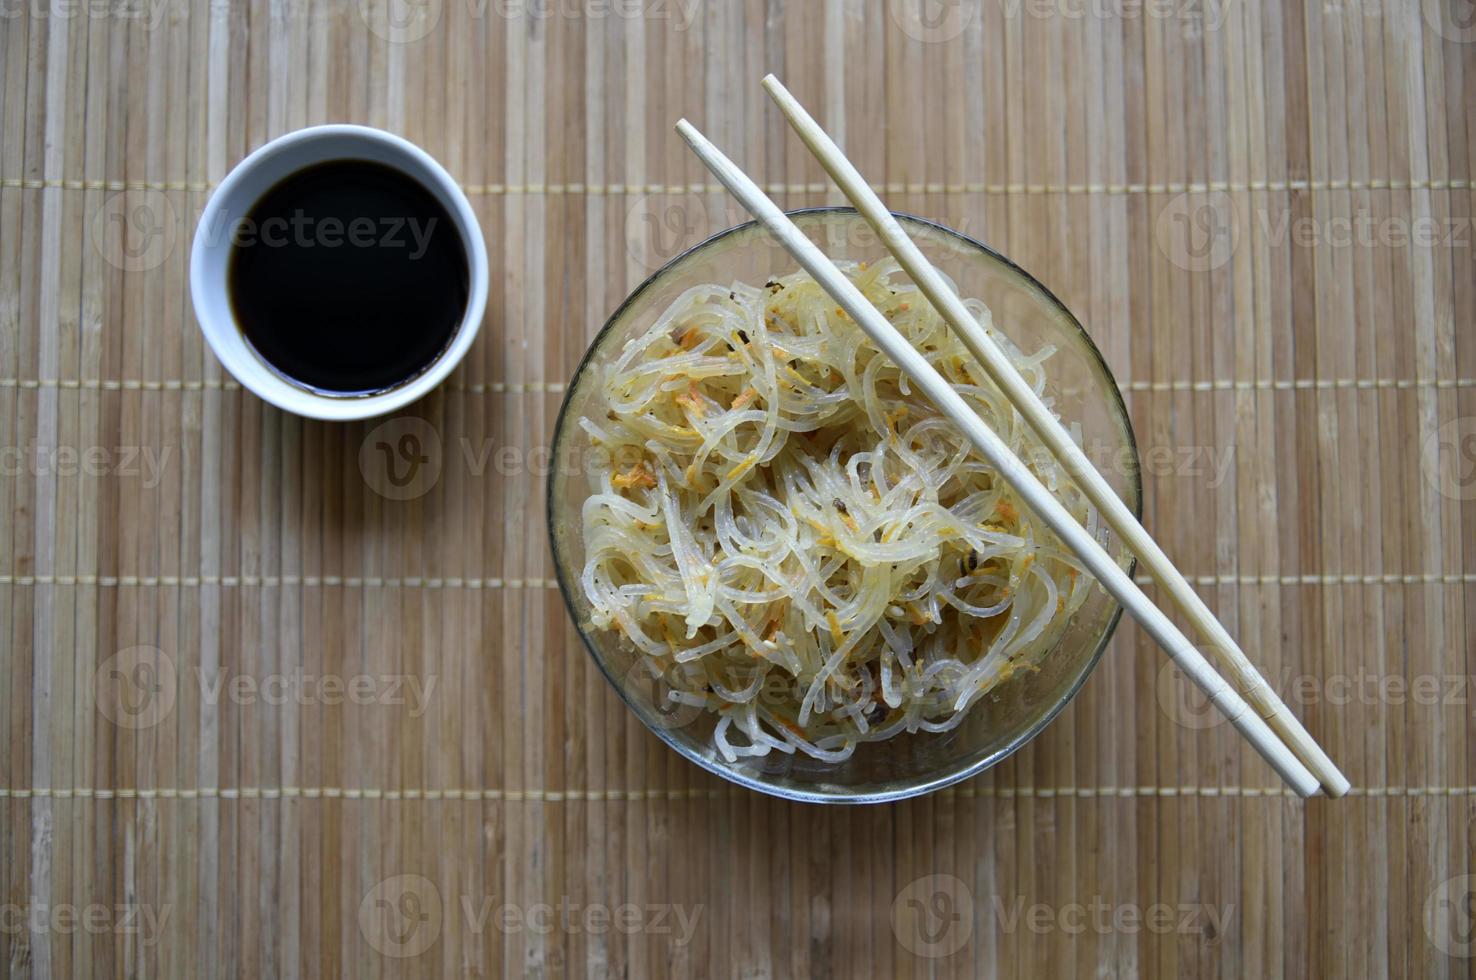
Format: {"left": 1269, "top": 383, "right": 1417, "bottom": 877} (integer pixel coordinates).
{"left": 577, "top": 259, "right": 1095, "bottom": 763}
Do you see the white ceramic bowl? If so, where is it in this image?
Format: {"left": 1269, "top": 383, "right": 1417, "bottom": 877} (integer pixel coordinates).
{"left": 190, "top": 124, "right": 488, "bottom": 421}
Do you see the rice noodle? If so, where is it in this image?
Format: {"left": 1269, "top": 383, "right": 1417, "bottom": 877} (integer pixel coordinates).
{"left": 579, "top": 259, "right": 1094, "bottom": 763}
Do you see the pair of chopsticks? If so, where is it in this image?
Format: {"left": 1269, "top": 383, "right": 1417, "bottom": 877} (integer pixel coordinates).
{"left": 674, "top": 76, "right": 1349, "bottom": 798}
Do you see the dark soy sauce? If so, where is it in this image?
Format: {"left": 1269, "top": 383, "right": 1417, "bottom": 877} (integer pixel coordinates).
{"left": 228, "top": 159, "right": 469, "bottom": 395}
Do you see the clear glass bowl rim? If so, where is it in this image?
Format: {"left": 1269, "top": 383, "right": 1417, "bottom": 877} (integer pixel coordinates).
{"left": 546, "top": 207, "right": 1142, "bottom": 804}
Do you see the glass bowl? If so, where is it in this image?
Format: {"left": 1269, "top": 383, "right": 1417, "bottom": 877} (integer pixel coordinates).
{"left": 547, "top": 208, "right": 1140, "bottom": 804}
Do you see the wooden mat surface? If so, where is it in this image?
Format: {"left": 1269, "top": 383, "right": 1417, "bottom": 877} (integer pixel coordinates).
{"left": 2, "top": 0, "right": 1473, "bottom": 976}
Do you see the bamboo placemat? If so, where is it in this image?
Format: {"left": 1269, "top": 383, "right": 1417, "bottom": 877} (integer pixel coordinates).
{"left": 1, "top": 1, "right": 1472, "bottom": 976}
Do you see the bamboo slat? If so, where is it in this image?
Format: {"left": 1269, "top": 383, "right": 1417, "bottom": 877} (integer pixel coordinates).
{"left": 0, "top": 1, "right": 1471, "bottom": 977}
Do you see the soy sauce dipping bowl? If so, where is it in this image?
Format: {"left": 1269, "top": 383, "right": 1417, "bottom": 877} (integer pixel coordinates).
{"left": 548, "top": 209, "right": 1141, "bottom": 804}
{"left": 190, "top": 125, "right": 488, "bottom": 421}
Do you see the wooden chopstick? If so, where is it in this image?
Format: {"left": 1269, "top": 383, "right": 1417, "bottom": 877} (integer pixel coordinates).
{"left": 760, "top": 74, "right": 1350, "bottom": 798}
{"left": 673, "top": 118, "right": 1321, "bottom": 798}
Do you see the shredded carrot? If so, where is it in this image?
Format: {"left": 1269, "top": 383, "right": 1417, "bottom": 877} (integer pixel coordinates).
{"left": 785, "top": 365, "right": 813, "bottom": 387}
{"left": 884, "top": 406, "right": 909, "bottom": 437}
{"left": 777, "top": 716, "right": 808, "bottom": 738}
{"left": 731, "top": 386, "right": 757, "bottom": 409}
{"left": 995, "top": 499, "right": 1018, "bottom": 522}
{"left": 725, "top": 456, "right": 756, "bottom": 481}
{"left": 673, "top": 380, "right": 706, "bottom": 418}
{"left": 612, "top": 461, "right": 657, "bottom": 490}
